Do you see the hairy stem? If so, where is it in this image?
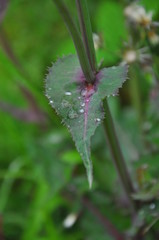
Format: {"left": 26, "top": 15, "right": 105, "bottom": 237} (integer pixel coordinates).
{"left": 76, "top": 0, "right": 97, "bottom": 73}
{"left": 52, "top": 0, "right": 95, "bottom": 83}
{"left": 103, "top": 99, "right": 137, "bottom": 213}
{"left": 75, "top": 0, "right": 137, "bottom": 212}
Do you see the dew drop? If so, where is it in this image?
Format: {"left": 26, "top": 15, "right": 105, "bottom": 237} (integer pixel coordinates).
{"left": 50, "top": 100, "right": 53, "bottom": 104}
{"left": 81, "top": 89, "right": 87, "bottom": 97}
{"left": 79, "top": 109, "right": 84, "bottom": 114}
{"left": 68, "top": 109, "right": 78, "bottom": 119}
{"left": 65, "top": 91, "right": 72, "bottom": 96}
{"left": 95, "top": 118, "right": 101, "bottom": 123}
{"left": 61, "top": 99, "right": 70, "bottom": 108}
{"left": 48, "top": 87, "right": 52, "bottom": 90}
{"left": 80, "top": 102, "right": 85, "bottom": 107}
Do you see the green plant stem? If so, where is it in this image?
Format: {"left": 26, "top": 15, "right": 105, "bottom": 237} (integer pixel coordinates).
{"left": 76, "top": 0, "right": 97, "bottom": 73}
{"left": 103, "top": 99, "right": 137, "bottom": 213}
{"left": 52, "top": 0, "right": 95, "bottom": 83}
{"left": 75, "top": 0, "right": 136, "bottom": 212}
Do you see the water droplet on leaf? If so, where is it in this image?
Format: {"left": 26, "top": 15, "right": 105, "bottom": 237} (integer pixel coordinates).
{"left": 95, "top": 118, "right": 101, "bottom": 123}
{"left": 81, "top": 89, "right": 87, "bottom": 97}
{"left": 80, "top": 102, "right": 85, "bottom": 107}
{"left": 65, "top": 91, "right": 72, "bottom": 96}
{"left": 79, "top": 109, "right": 84, "bottom": 114}
{"left": 46, "top": 94, "right": 50, "bottom": 99}
{"left": 61, "top": 100, "right": 70, "bottom": 108}
{"left": 68, "top": 109, "right": 78, "bottom": 119}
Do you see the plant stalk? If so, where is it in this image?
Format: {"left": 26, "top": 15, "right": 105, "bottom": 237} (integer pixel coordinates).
{"left": 76, "top": 0, "right": 97, "bottom": 73}
{"left": 52, "top": 0, "right": 95, "bottom": 83}
{"left": 103, "top": 99, "right": 137, "bottom": 213}
{"left": 74, "top": 0, "right": 136, "bottom": 210}
{"left": 53, "top": 0, "right": 137, "bottom": 213}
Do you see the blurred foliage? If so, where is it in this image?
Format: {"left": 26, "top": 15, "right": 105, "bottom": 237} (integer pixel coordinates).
{"left": 0, "top": 0, "right": 159, "bottom": 239}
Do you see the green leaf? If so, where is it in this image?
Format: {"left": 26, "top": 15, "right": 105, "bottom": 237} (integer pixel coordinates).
{"left": 45, "top": 55, "right": 128, "bottom": 187}
{"left": 140, "top": 0, "right": 159, "bottom": 12}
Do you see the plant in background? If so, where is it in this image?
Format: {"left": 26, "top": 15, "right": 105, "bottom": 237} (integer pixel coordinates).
{"left": 1, "top": 0, "right": 159, "bottom": 239}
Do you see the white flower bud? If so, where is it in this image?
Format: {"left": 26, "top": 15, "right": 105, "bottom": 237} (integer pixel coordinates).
{"left": 124, "top": 4, "right": 153, "bottom": 27}
{"left": 63, "top": 213, "right": 78, "bottom": 228}
{"left": 123, "top": 50, "right": 137, "bottom": 63}
{"left": 148, "top": 31, "right": 159, "bottom": 45}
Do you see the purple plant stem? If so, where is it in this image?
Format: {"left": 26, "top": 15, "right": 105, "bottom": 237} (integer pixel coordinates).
{"left": 82, "top": 197, "right": 125, "bottom": 240}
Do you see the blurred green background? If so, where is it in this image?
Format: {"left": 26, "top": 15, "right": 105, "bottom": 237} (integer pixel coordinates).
{"left": 1, "top": 0, "right": 159, "bottom": 239}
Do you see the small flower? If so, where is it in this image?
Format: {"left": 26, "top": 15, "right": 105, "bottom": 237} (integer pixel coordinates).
{"left": 124, "top": 4, "right": 153, "bottom": 28}
{"left": 122, "top": 47, "right": 151, "bottom": 65}
{"left": 123, "top": 49, "right": 137, "bottom": 64}
{"left": 148, "top": 30, "right": 159, "bottom": 45}
{"left": 138, "top": 47, "right": 151, "bottom": 63}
